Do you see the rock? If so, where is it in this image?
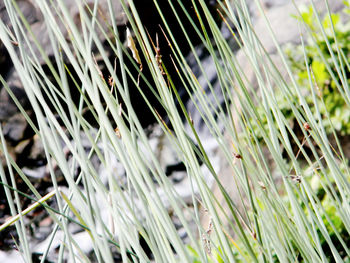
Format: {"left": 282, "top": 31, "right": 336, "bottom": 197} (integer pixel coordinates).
{"left": 2, "top": 113, "right": 28, "bottom": 142}
{"left": 0, "top": 0, "right": 39, "bottom": 26}
{"left": 28, "top": 134, "right": 45, "bottom": 160}
{"left": 255, "top": 0, "right": 344, "bottom": 53}
{"left": 14, "top": 138, "right": 31, "bottom": 155}
{"left": 22, "top": 166, "right": 46, "bottom": 179}
{"left": 0, "top": 251, "right": 26, "bottom": 263}
{"left": 0, "top": 0, "right": 39, "bottom": 78}
{"left": 19, "top": 0, "right": 128, "bottom": 65}
{"left": 1, "top": 0, "right": 127, "bottom": 64}
{"left": 0, "top": 70, "right": 33, "bottom": 133}
{"left": 235, "top": 0, "right": 346, "bottom": 89}
{"left": 245, "top": 0, "right": 290, "bottom": 18}
{"left": 0, "top": 84, "right": 29, "bottom": 121}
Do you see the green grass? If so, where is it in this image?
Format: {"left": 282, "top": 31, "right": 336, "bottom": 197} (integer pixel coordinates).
{"left": 0, "top": 0, "right": 349, "bottom": 262}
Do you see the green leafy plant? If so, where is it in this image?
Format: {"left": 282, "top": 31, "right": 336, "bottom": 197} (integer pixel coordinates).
{"left": 252, "top": 4, "right": 350, "bottom": 148}
{"left": 287, "top": 5, "right": 350, "bottom": 135}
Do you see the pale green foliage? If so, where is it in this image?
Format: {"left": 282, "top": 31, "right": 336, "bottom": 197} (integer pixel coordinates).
{"left": 0, "top": 0, "right": 349, "bottom": 262}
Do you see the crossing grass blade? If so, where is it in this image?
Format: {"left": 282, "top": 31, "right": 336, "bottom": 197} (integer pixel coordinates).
{"left": 0, "top": 0, "right": 349, "bottom": 262}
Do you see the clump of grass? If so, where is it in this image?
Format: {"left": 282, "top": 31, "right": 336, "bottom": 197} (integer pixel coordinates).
{"left": 0, "top": 0, "right": 349, "bottom": 262}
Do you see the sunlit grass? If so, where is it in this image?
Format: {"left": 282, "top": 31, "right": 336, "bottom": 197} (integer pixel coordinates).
{"left": 0, "top": 0, "right": 349, "bottom": 262}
